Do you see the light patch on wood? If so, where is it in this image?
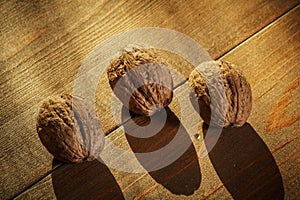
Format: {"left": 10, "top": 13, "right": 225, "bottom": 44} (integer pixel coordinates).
{"left": 134, "top": 183, "right": 159, "bottom": 200}
{"left": 0, "top": 27, "right": 46, "bottom": 61}
{"left": 265, "top": 75, "right": 300, "bottom": 132}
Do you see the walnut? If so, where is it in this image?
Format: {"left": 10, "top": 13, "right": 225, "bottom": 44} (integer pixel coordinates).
{"left": 189, "top": 60, "right": 252, "bottom": 127}
{"left": 107, "top": 48, "right": 173, "bottom": 116}
{"left": 36, "top": 94, "right": 104, "bottom": 163}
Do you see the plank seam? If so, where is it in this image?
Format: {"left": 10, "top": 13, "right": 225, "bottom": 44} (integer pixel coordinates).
{"left": 8, "top": 164, "right": 63, "bottom": 200}
{"left": 217, "top": 4, "right": 300, "bottom": 61}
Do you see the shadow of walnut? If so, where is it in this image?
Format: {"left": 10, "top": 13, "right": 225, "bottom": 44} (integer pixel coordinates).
{"left": 122, "top": 106, "right": 201, "bottom": 195}
{"left": 203, "top": 123, "right": 284, "bottom": 200}
{"left": 52, "top": 159, "right": 124, "bottom": 200}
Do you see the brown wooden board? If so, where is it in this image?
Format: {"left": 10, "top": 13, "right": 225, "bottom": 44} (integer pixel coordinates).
{"left": 2, "top": 0, "right": 300, "bottom": 199}
{"left": 13, "top": 4, "right": 300, "bottom": 200}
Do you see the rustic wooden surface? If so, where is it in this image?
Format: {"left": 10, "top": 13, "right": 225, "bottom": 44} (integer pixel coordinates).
{"left": 1, "top": 0, "right": 299, "bottom": 199}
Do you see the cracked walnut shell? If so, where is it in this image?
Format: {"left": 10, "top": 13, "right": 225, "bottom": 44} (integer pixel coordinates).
{"left": 189, "top": 60, "right": 252, "bottom": 127}
{"left": 36, "top": 94, "right": 104, "bottom": 163}
{"left": 107, "top": 48, "right": 173, "bottom": 116}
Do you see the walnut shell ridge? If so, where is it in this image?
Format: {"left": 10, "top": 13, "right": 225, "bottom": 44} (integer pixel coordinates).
{"left": 189, "top": 60, "right": 252, "bottom": 127}
{"left": 36, "top": 94, "right": 104, "bottom": 163}
{"left": 107, "top": 48, "right": 173, "bottom": 116}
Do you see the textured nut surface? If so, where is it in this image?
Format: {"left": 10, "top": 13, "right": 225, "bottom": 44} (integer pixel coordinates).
{"left": 189, "top": 60, "right": 252, "bottom": 127}
{"left": 107, "top": 48, "right": 173, "bottom": 116}
{"left": 36, "top": 94, "right": 104, "bottom": 163}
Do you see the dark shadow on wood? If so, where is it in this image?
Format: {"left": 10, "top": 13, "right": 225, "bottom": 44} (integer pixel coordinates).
{"left": 202, "top": 123, "right": 284, "bottom": 200}
{"left": 122, "top": 106, "right": 201, "bottom": 196}
{"left": 52, "top": 159, "right": 124, "bottom": 200}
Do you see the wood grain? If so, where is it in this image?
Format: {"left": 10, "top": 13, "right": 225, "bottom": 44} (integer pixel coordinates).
{"left": 1, "top": 0, "right": 300, "bottom": 199}
{"left": 265, "top": 75, "right": 300, "bottom": 132}
{"left": 15, "top": 5, "right": 300, "bottom": 199}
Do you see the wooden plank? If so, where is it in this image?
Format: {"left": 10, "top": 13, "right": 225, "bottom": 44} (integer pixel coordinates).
{"left": 15, "top": 5, "right": 300, "bottom": 199}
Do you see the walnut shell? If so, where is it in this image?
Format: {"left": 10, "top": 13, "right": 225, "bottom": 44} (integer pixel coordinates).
{"left": 36, "top": 94, "right": 104, "bottom": 163}
{"left": 189, "top": 60, "right": 252, "bottom": 127}
{"left": 107, "top": 48, "right": 173, "bottom": 116}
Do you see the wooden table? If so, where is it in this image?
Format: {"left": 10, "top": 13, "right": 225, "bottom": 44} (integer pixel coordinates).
{"left": 1, "top": 1, "right": 299, "bottom": 199}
